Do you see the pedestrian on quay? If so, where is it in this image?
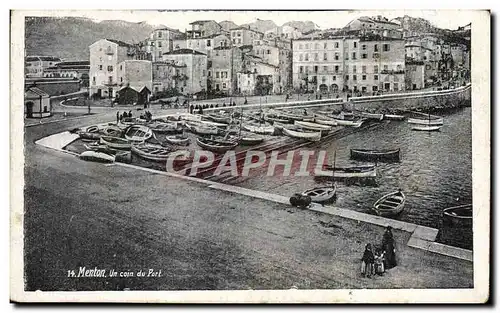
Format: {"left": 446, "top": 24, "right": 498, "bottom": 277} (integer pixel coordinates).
{"left": 128, "top": 110, "right": 132, "bottom": 118}
{"left": 285, "top": 94, "right": 289, "bottom": 102}
{"left": 361, "top": 243, "right": 375, "bottom": 278}
{"left": 381, "top": 226, "right": 397, "bottom": 270}
{"left": 189, "top": 105, "right": 194, "bottom": 114}
{"left": 116, "top": 111, "right": 120, "bottom": 124}
{"left": 374, "top": 247, "right": 386, "bottom": 276}
{"left": 244, "top": 97, "right": 248, "bottom": 105}
{"left": 199, "top": 105, "right": 204, "bottom": 115}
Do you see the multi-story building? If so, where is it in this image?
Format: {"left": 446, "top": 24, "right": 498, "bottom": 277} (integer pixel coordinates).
{"left": 241, "top": 54, "right": 280, "bottom": 95}
{"left": 143, "top": 27, "right": 185, "bottom": 62}
{"left": 209, "top": 46, "right": 243, "bottom": 95}
{"left": 252, "top": 39, "right": 292, "bottom": 93}
{"left": 117, "top": 60, "right": 153, "bottom": 93}
{"left": 152, "top": 61, "right": 187, "bottom": 95}
{"left": 292, "top": 37, "right": 345, "bottom": 93}
{"left": 162, "top": 49, "right": 208, "bottom": 95}
{"left": 344, "top": 16, "right": 401, "bottom": 32}
{"left": 405, "top": 60, "right": 425, "bottom": 90}
{"left": 25, "top": 56, "right": 62, "bottom": 77}
{"left": 264, "top": 25, "right": 303, "bottom": 41}
{"left": 186, "top": 20, "right": 222, "bottom": 39}
{"left": 230, "top": 26, "right": 264, "bottom": 47}
{"left": 89, "top": 39, "right": 145, "bottom": 98}
{"left": 186, "top": 34, "right": 230, "bottom": 58}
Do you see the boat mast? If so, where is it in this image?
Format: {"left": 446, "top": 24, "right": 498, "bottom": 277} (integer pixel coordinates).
{"left": 238, "top": 107, "right": 243, "bottom": 139}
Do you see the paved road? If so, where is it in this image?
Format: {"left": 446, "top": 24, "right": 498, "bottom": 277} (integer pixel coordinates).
{"left": 22, "top": 117, "right": 473, "bottom": 291}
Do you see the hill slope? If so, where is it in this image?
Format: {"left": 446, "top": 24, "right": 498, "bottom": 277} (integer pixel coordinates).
{"left": 282, "top": 21, "right": 318, "bottom": 33}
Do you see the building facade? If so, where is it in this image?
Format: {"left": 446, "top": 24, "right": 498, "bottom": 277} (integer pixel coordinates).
{"left": 117, "top": 60, "right": 153, "bottom": 94}
{"left": 162, "top": 49, "right": 208, "bottom": 95}
{"left": 144, "top": 27, "right": 185, "bottom": 62}
{"left": 209, "top": 46, "right": 243, "bottom": 95}
{"left": 405, "top": 60, "right": 425, "bottom": 90}
{"left": 187, "top": 20, "right": 222, "bottom": 39}
{"left": 152, "top": 61, "right": 187, "bottom": 95}
{"left": 230, "top": 27, "right": 264, "bottom": 47}
{"left": 25, "top": 56, "right": 62, "bottom": 77}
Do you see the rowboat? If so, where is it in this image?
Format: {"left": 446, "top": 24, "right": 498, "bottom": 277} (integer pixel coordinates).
{"left": 131, "top": 143, "right": 177, "bottom": 162}
{"left": 336, "top": 111, "right": 355, "bottom": 120}
{"left": 322, "top": 165, "right": 377, "bottom": 179}
{"left": 150, "top": 122, "right": 183, "bottom": 134}
{"left": 239, "top": 134, "right": 264, "bottom": 146}
{"left": 124, "top": 125, "right": 153, "bottom": 143}
{"left": 120, "top": 117, "right": 148, "bottom": 126}
{"left": 206, "top": 113, "right": 231, "bottom": 124}
{"left": 312, "top": 116, "right": 338, "bottom": 126}
{"left": 384, "top": 114, "right": 406, "bottom": 121}
{"left": 373, "top": 190, "right": 406, "bottom": 217}
{"left": 408, "top": 117, "right": 444, "bottom": 125}
{"left": 197, "top": 119, "right": 229, "bottom": 128}
{"left": 79, "top": 150, "right": 115, "bottom": 163}
{"left": 354, "top": 111, "right": 384, "bottom": 121}
{"left": 350, "top": 148, "right": 400, "bottom": 162}
{"left": 443, "top": 204, "right": 472, "bottom": 227}
{"left": 278, "top": 111, "right": 314, "bottom": 122}
{"left": 334, "top": 119, "right": 364, "bottom": 127}
{"left": 196, "top": 137, "right": 238, "bottom": 153}
{"left": 86, "top": 125, "right": 100, "bottom": 133}
{"left": 294, "top": 120, "right": 332, "bottom": 131}
{"left": 103, "top": 125, "right": 123, "bottom": 137}
{"left": 164, "top": 134, "right": 190, "bottom": 146}
{"left": 412, "top": 125, "right": 442, "bottom": 132}
{"left": 100, "top": 136, "right": 131, "bottom": 150}
{"left": 264, "top": 115, "right": 291, "bottom": 124}
{"left": 302, "top": 186, "right": 336, "bottom": 203}
{"left": 185, "top": 122, "right": 220, "bottom": 135}
{"left": 243, "top": 124, "right": 275, "bottom": 135}
{"left": 282, "top": 126, "right": 321, "bottom": 142}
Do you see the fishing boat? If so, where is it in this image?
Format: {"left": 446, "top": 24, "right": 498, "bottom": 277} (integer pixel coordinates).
{"left": 350, "top": 148, "right": 400, "bottom": 162}
{"left": 185, "top": 122, "right": 220, "bottom": 135}
{"left": 335, "top": 111, "right": 355, "bottom": 120}
{"left": 443, "top": 204, "right": 472, "bottom": 227}
{"left": 312, "top": 115, "right": 338, "bottom": 126}
{"left": 131, "top": 143, "right": 177, "bottom": 162}
{"left": 412, "top": 125, "right": 442, "bottom": 132}
{"left": 282, "top": 126, "right": 321, "bottom": 142}
{"left": 243, "top": 124, "right": 275, "bottom": 135}
{"left": 264, "top": 115, "right": 292, "bottom": 124}
{"left": 294, "top": 120, "right": 332, "bottom": 131}
{"left": 86, "top": 125, "right": 100, "bottom": 133}
{"left": 103, "top": 125, "right": 123, "bottom": 137}
{"left": 197, "top": 119, "right": 229, "bottom": 128}
{"left": 100, "top": 136, "right": 131, "bottom": 150}
{"left": 206, "top": 113, "right": 231, "bottom": 124}
{"left": 322, "top": 165, "right": 377, "bottom": 179}
{"left": 79, "top": 150, "right": 115, "bottom": 163}
{"left": 408, "top": 111, "right": 444, "bottom": 125}
{"left": 124, "top": 125, "right": 153, "bottom": 143}
{"left": 333, "top": 119, "right": 364, "bottom": 127}
{"left": 120, "top": 117, "right": 148, "bottom": 126}
{"left": 384, "top": 114, "right": 406, "bottom": 121}
{"left": 372, "top": 190, "right": 406, "bottom": 217}
{"left": 164, "top": 134, "right": 190, "bottom": 146}
{"left": 150, "top": 122, "right": 183, "bottom": 134}
{"left": 239, "top": 134, "right": 264, "bottom": 146}
{"left": 196, "top": 137, "right": 238, "bottom": 153}
{"left": 278, "top": 110, "right": 314, "bottom": 122}
{"left": 354, "top": 111, "right": 384, "bottom": 121}
{"left": 302, "top": 185, "right": 336, "bottom": 203}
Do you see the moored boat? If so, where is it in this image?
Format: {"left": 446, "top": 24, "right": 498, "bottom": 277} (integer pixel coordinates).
{"left": 102, "top": 125, "right": 123, "bottom": 137}
{"left": 294, "top": 120, "right": 332, "bottom": 131}
{"left": 282, "top": 126, "right": 321, "bottom": 142}
{"left": 408, "top": 117, "right": 444, "bottom": 125}
{"left": 354, "top": 111, "right": 384, "bottom": 121}
{"left": 243, "top": 124, "right": 275, "bottom": 135}
{"left": 302, "top": 186, "right": 336, "bottom": 203}
{"left": 372, "top": 190, "right": 406, "bottom": 217}
{"left": 443, "top": 204, "right": 472, "bottom": 227}
{"left": 164, "top": 134, "right": 190, "bottom": 146}
{"left": 131, "top": 143, "right": 177, "bottom": 162}
{"left": 185, "top": 122, "right": 220, "bottom": 135}
{"left": 239, "top": 134, "right": 264, "bottom": 146}
{"left": 79, "top": 150, "right": 115, "bottom": 163}
{"left": 312, "top": 115, "right": 338, "bottom": 126}
{"left": 124, "top": 125, "right": 153, "bottom": 143}
{"left": 384, "top": 114, "right": 406, "bottom": 121}
{"left": 100, "top": 136, "right": 131, "bottom": 150}
{"left": 322, "top": 165, "right": 377, "bottom": 179}
{"left": 196, "top": 137, "right": 238, "bottom": 153}
{"left": 411, "top": 125, "right": 442, "bottom": 132}
{"left": 350, "top": 148, "right": 400, "bottom": 162}
{"left": 333, "top": 119, "right": 364, "bottom": 127}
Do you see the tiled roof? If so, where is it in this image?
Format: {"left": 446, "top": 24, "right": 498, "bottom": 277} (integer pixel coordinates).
{"left": 25, "top": 86, "right": 49, "bottom": 97}
{"left": 106, "top": 39, "right": 135, "bottom": 47}
{"left": 25, "top": 56, "right": 61, "bottom": 62}
{"left": 163, "top": 49, "right": 207, "bottom": 56}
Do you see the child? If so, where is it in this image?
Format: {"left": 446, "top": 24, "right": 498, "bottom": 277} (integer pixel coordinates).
{"left": 361, "top": 244, "right": 374, "bottom": 278}
{"left": 374, "top": 247, "right": 386, "bottom": 276}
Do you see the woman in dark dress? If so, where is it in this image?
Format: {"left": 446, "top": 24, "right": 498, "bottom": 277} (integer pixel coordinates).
{"left": 361, "top": 243, "right": 375, "bottom": 278}
{"left": 382, "top": 226, "right": 397, "bottom": 269}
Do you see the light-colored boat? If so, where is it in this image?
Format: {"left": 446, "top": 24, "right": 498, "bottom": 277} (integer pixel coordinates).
{"left": 278, "top": 110, "right": 314, "bottom": 122}
{"left": 150, "top": 122, "right": 183, "bottom": 134}
{"left": 334, "top": 119, "right": 364, "bottom": 127}
{"left": 79, "top": 150, "right": 115, "bottom": 163}
{"left": 103, "top": 125, "right": 123, "bottom": 137}
{"left": 282, "top": 126, "right": 321, "bottom": 142}
{"left": 124, "top": 125, "right": 153, "bottom": 143}
{"left": 294, "top": 120, "right": 332, "bottom": 131}
{"left": 373, "top": 190, "right": 406, "bottom": 217}
{"left": 243, "top": 124, "right": 275, "bottom": 135}
{"left": 77, "top": 131, "right": 102, "bottom": 140}
{"left": 185, "top": 122, "right": 220, "bottom": 135}
{"left": 443, "top": 204, "right": 472, "bottom": 227}
{"left": 384, "top": 114, "right": 406, "bottom": 121}
{"left": 196, "top": 137, "right": 238, "bottom": 153}
{"left": 100, "top": 136, "right": 131, "bottom": 150}
{"left": 408, "top": 117, "right": 444, "bottom": 125}
{"left": 411, "top": 125, "right": 442, "bottom": 132}
{"left": 131, "top": 143, "right": 176, "bottom": 162}
{"left": 164, "top": 134, "right": 190, "bottom": 146}
{"left": 312, "top": 116, "right": 338, "bottom": 126}
{"left": 264, "top": 115, "right": 291, "bottom": 124}
{"left": 206, "top": 113, "right": 231, "bottom": 124}
{"left": 302, "top": 186, "right": 336, "bottom": 203}
{"left": 354, "top": 111, "right": 384, "bottom": 121}
{"left": 323, "top": 165, "right": 377, "bottom": 178}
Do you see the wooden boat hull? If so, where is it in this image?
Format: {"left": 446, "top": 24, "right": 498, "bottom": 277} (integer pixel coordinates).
{"left": 196, "top": 137, "right": 238, "bottom": 153}
{"left": 354, "top": 111, "right": 384, "bottom": 121}
{"left": 443, "top": 204, "right": 472, "bottom": 227}
{"left": 373, "top": 190, "right": 406, "bottom": 217}
{"left": 334, "top": 119, "right": 364, "bottom": 127}
{"left": 103, "top": 126, "right": 123, "bottom": 137}
{"left": 79, "top": 151, "right": 115, "bottom": 163}
{"left": 206, "top": 114, "right": 231, "bottom": 124}
{"left": 302, "top": 186, "right": 336, "bottom": 203}
{"left": 294, "top": 120, "right": 332, "bottom": 131}
{"left": 412, "top": 125, "right": 442, "bottom": 131}
{"left": 384, "top": 114, "right": 406, "bottom": 121}
{"left": 240, "top": 136, "right": 264, "bottom": 146}
{"left": 312, "top": 117, "right": 338, "bottom": 126}
{"left": 350, "top": 148, "right": 400, "bottom": 162}
{"left": 164, "top": 135, "right": 190, "bottom": 146}
{"left": 282, "top": 127, "right": 321, "bottom": 142}
{"left": 77, "top": 131, "right": 102, "bottom": 140}
{"left": 243, "top": 124, "right": 275, "bottom": 135}
{"left": 124, "top": 125, "right": 153, "bottom": 143}
{"left": 185, "top": 123, "right": 220, "bottom": 135}
{"left": 131, "top": 144, "right": 175, "bottom": 162}
{"left": 408, "top": 117, "right": 444, "bottom": 125}
{"left": 100, "top": 136, "right": 131, "bottom": 150}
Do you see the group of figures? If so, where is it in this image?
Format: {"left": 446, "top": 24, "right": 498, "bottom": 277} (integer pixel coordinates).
{"left": 361, "top": 226, "right": 397, "bottom": 278}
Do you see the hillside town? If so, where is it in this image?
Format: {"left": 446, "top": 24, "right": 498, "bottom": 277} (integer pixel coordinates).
{"left": 24, "top": 15, "right": 470, "bottom": 110}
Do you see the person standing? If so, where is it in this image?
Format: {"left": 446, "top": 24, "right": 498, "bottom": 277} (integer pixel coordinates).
{"left": 116, "top": 111, "right": 120, "bottom": 124}
{"left": 361, "top": 244, "right": 375, "bottom": 278}
{"left": 382, "top": 226, "right": 397, "bottom": 269}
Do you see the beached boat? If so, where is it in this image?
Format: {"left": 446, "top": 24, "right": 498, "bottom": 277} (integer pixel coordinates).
{"left": 196, "top": 137, "right": 238, "bottom": 153}
{"left": 312, "top": 116, "right": 338, "bottom": 126}
{"left": 150, "top": 122, "right": 183, "bottom": 134}
{"left": 412, "top": 125, "right": 442, "bottom": 132}
{"left": 239, "top": 134, "right": 264, "bottom": 146}
{"left": 124, "top": 125, "right": 153, "bottom": 143}
{"left": 264, "top": 115, "right": 291, "bottom": 124}
{"left": 185, "top": 122, "right": 220, "bottom": 135}
{"left": 206, "top": 113, "right": 231, "bottom": 124}
{"left": 164, "top": 134, "right": 190, "bottom": 146}
{"left": 373, "top": 190, "right": 406, "bottom": 217}
{"left": 294, "top": 120, "right": 332, "bottom": 131}
{"left": 408, "top": 111, "right": 444, "bottom": 126}
{"left": 317, "top": 109, "right": 342, "bottom": 116}
{"left": 302, "top": 186, "right": 336, "bottom": 203}
{"left": 443, "top": 204, "right": 472, "bottom": 227}
{"left": 131, "top": 143, "right": 177, "bottom": 162}
{"left": 243, "top": 124, "right": 275, "bottom": 135}
{"left": 384, "top": 114, "right": 406, "bottom": 121}
{"left": 350, "top": 148, "right": 400, "bottom": 162}
{"left": 102, "top": 125, "right": 123, "bottom": 137}
{"left": 100, "top": 136, "right": 131, "bottom": 150}
{"left": 79, "top": 150, "right": 115, "bottom": 163}
{"left": 354, "top": 111, "right": 384, "bottom": 121}
{"left": 334, "top": 119, "right": 364, "bottom": 127}
{"left": 322, "top": 165, "right": 377, "bottom": 178}
{"left": 282, "top": 126, "right": 321, "bottom": 142}
{"left": 278, "top": 111, "right": 314, "bottom": 122}
{"left": 120, "top": 117, "right": 148, "bottom": 126}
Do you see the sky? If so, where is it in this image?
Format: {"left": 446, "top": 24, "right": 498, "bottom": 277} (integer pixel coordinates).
{"left": 26, "top": 9, "right": 474, "bottom": 32}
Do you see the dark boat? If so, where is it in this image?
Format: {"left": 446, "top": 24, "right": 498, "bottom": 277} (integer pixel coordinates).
{"left": 196, "top": 137, "right": 238, "bottom": 153}
{"left": 350, "top": 148, "right": 401, "bottom": 162}
{"left": 443, "top": 204, "right": 472, "bottom": 227}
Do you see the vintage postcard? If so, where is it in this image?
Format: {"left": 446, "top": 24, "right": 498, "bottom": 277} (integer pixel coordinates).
{"left": 10, "top": 9, "right": 490, "bottom": 303}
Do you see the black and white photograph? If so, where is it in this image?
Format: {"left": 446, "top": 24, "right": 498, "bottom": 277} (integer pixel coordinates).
{"left": 9, "top": 8, "right": 490, "bottom": 303}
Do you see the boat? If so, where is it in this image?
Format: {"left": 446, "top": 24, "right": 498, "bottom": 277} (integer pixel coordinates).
{"left": 131, "top": 143, "right": 177, "bottom": 162}
{"left": 443, "top": 204, "right": 472, "bottom": 227}
{"left": 102, "top": 125, "right": 123, "bottom": 137}
{"left": 196, "top": 137, "right": 238, "bottom": 153}
{"left": 317, "top": 109, "right": 341, "bottom": 116}
{"left": 282, "top": 126, "right": 321, "bottom": 142}
{"left": 120, "top": 117, "right": 148, "bottom": 126}
{"left": 150, "top": 122, "right": 183, "bottom": 134}
{"left": 384, "top": 114, "right": 406, "bottom": 121}
{"left": 354, "top": 111, "right": 384, "bottom": 121}
{"left": 322, "top": 165, "right": 377, "bottom": 179}
{"left": 264, "top": 115, "right": 291, "bottom": 124}
{"left": 77, "top": 131, "right": 102, "bottom": 141}
{"left": 100, "top": 136, "right": 131, "bottom": 150}
{"left": 350, "top": 148, "right": 400, "bottom": 162}
{"left": 372, "top": 190, "right": 406, "bottom": 217}
{"left": 79, "top": 150, "right": 115, "bottom": 163}
{"left": 408, "top": 111, "right": 444, "bottom": 125}
{"left": 278, "top": 110, "right": 314, "bottom": 122}
{"left": 239, "top": 134, "right": 264, "bottom": 146}
{"left": 243, "top": 124, "right": 275, "bottom": 135}
{"left": 86, "top": 125, "right": 100, "bottom": 133}
{"left": 312, "top": 115, "right": 338, "bottom": 126}
{"left": 164, "top": 134, "right": 190, "bottom": 146}
{"left": 412, "top": 125, "right": 442, "bottom": 132}
{"left": 294, "top": 120, "right": 332, "bottom": 131}
{"left": 206, "top": 113, "right": 231, "bottom": 124}
{"left": 333, "top": 119, "right": 364, "bottom": 127}
{"left": 124, "top": 125, "right": 153, "bottom": 143}
{"left": 185, "top": 122, "right": 220, "bottom": 135}
{"left": 302, "top": 186, "right": 336, "bottom": 203}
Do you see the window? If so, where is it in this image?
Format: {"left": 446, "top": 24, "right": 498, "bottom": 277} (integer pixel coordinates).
{"left": 158, "top": 31, "right": 162, "bottom": 38}
{"left": 324, "top": 42, "right": 327, "bottom": 49}
{"left": 322, "top": 76, "right": 326, "bottom": 82}
{"left": 305, "top": 44, "right": 309, "bottom": 49}
{"left": 305, "top": 53, "right": 309, "bottom": 61}
{"left": 158, "top": 51, "right": 162, "bottom": 57}
{"left": 354, "top": 42, "right": 357, "bottom": 48}
{"left": 107, "top": 65, "right": 113, "bottom": 72}
{"left": 352, "top": 52, "right": 356, "bottom": 59}
{"left": 314, "top": 53, "right": 318, "bottom": 61}
{"left": 362, "top": 75, "right": 366, "bottom": 81}
{"left": 267, "top": 50, "right": 271, "bottom": 54}
{"left": 202, "top": 70, "right": 206, "bottom": 77}
{"left": 335, "top": 65, "right": 339, "bottom": 73}
{"left": 314, "top": 66, "right": 318, "bottom": 73}
{"left": 314, "top": 43, "right": 319, "bottom": 49}
{"left": 238, "top": 39, "right": 242, "bottom": 44}
{"left": 120, "top": 77, "right": 123, "bottom": 82}
{"left": 299, "top": 66, "right": 303, "bottom": 73}
{"left": 353, "top": 66, "right": 357, "bottom": 73}
{"left": 232, "top": 39, "right": 236, "bottom": 44}
{"left": 362, "top": 66, "right": 366, "bottom": 73}
{"left": 207, "top": 40, "right": 211, "bottom": 47}
{"left": 383, "top": 44, "right": 390, "bottom": 51}
{"left": 158, "top": 41, "right": 162, "bottom": 48}
{"left": 374, "top": 75, "right": 378, "bottom": 80}
{"left": 99, "top": 65, "right": 103, "bottom": 70}
{"left": 362, "top": 53, "right": 367, "bottom": 59}
{"left": 393, "top": 83, "right": 399, "bottom": 91}
{"left": 383, "top": 65, "right": 388, "bottom": 71}
{"left": 345, "top": 75, "right": 349, "bottom": 80}
{"left": 372, "top": 85, "right": 378, "bottom": 91}
{"left": 374, "top": 65, "right": 378, "bottom": 73}
{"left": 323, "top": 66, "right": 328, "bottom": 72}
{"left": 345, "top": 54, "right": 349, "bottom": 60}
{"left": 216, "top": 71, "right": 220, "bottom": 78}
{"left": 223, "top": 83, "right": 227, "bottom": 89}
{"left": 323, "top": 53, "right": 328, "bottom": 61}
{"left": 353, "top": 75, "right": 357, "bottom": 81}
{"left": 334, "top": 42, "right": 339, "bottom": 48}
{"left": 92, "top": 77, "right": 96, "bottom": 82}
{"left": 237, "top": 32, "right": 241, "bottom": 37}
{"left": 362, "top": 44, "right": 366, "bottom": 50}
{"left": 374, "top": 44, "right": 379, "bottom": 52}
{"left": 299, "top": 54, "right": 303, "bottom": 61}
{"left": 332, "top": 75, "right": 336, "bottom": 80}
